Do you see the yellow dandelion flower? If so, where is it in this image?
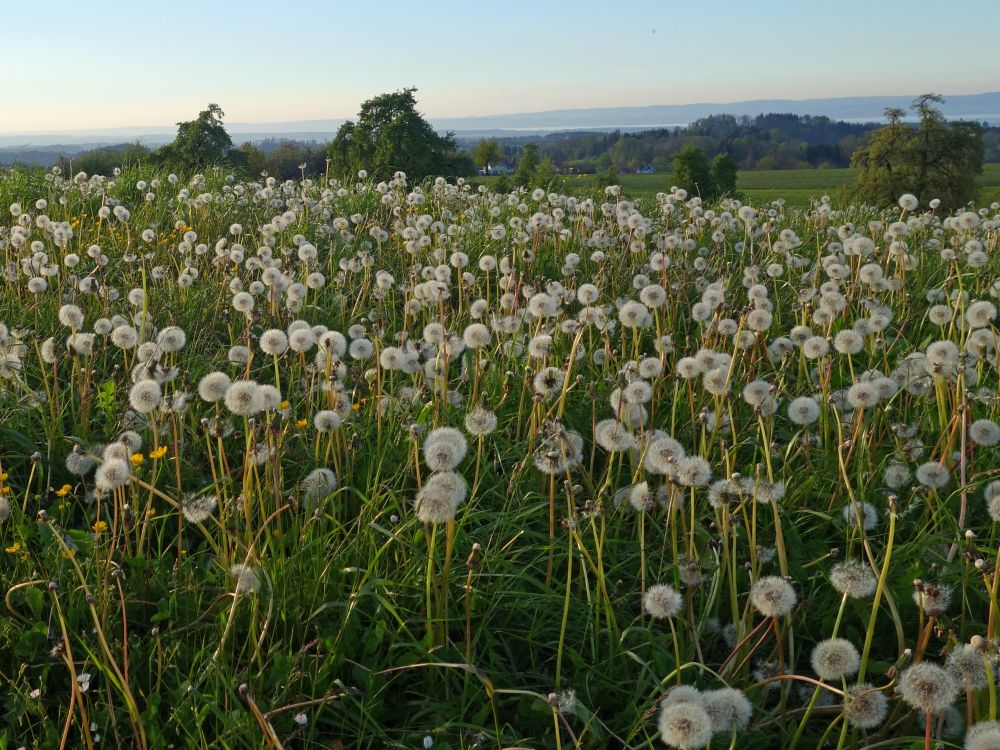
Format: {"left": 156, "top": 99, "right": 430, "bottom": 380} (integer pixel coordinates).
{"left": 279, "top": 400, "right": 290, "bottom": 410}
{"left": 295, "top": 418, "right": 308, "bottom": 428}
{"left": 130, "top": 452, "right": 145, "bottom": 466}
{"left": 55, "top": 484, "right": 72, "bottom": 497}
{"left": 92, "top": 520, "right": 108, "bottom": 534}
{"left": 148, "top": 446, "right": 168, "bottom": 460}
{"left": 5, "top": 542, "right": 21, "bottom": 554}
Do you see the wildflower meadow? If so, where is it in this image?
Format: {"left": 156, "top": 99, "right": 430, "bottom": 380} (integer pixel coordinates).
{"left": 3, "top": 164, "right": 1000, "bottom": 750}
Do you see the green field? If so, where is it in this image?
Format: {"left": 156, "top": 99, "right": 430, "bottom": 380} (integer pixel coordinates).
{"left": 4, "top": 165, "right": 1000, "bottom": 748}
{"left": 483, "top": 164, "right": 1000, "bottom": 207}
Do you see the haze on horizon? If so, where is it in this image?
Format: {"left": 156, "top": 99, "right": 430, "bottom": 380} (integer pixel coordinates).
{"left": 4, "top": 0, "right": 998, "bottom": 133}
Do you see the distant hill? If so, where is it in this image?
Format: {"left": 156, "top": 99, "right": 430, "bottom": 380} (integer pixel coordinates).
{"left": 2, "top": 91, "right": 997, "bottom": 149}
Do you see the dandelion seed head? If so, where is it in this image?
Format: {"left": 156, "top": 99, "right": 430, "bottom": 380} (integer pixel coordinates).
{"left": 224, "top": 379, "right": 264, "bottom": 416}
{"left": 657, "top": 700, "right": 713, "bottom": 750}
{"left": 749, "top": 576, "right": 797, "bottom": 617}
{"left": 58, "top": 304, "right": 84, "bottom": 331}
{"left": 259, "top": 329, "right": 289, "bottom": 356}
{"left": 128, "top": 380, "right": 162, "bottom": 414}
{"left": 198, "top": 372, "right": 232, "bottom": 403}
{"left": 313, "top": 410, "right": 341, "bottom": 432}
{"left": 424, "top": 427, "right": 468, "bottom": 471}
{"left": 182, "top": 493, "right": 217, "bottom": 523}
{"left": 156, "top": 326, "right": 186, "bottom": 352}
{"left": 415, "top": 471, "right": 467, "bottom": 524}
{"left": 830, "top": 560, "right": 877, "bottom": 598}
{"left": 842, "top": 501, "right": 878, "bottom": 530}
{"left": 811, "top": 638, "right": 860, "bottom": 680}
{"left": 301, "top": 468, "right": 337, "bottom": 502}
{"left": 843, "top": 683, "right": 888, "bottom": 730}
{"left": 464, "top": 407, "right": 497, "bottom": 437}
{"left": 896, "top": 662, "right": 959, "bottom": 714}
{"left": 94, "top": 458, "right": 130, "bottom": 492}
{"left": 594, "top": 418, "right": 635, "bottom": 453}
{"left": 230, "top": 563, "right": 260, "bottom": 596}
{"left": 643, "top": 583, "right": 683, "bottom": 619}
{"left": 966, "top": 721, "right": 1000, "bottom": 750}
{"left": 700, "top": 688, "right": 752, "bottom": 734}
{"left": 915, "top": 461, "right": 949, "bottom": 490}
{"left": 946, "top": 644, "right": 990, "bottom": 691}
{"left": 970, "top": 419, "right": 1000, "bottom": 447}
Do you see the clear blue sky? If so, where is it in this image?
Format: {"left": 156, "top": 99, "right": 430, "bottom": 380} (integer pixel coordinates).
{"left": 3, "top": 0, "right": 998, "bottom": 131}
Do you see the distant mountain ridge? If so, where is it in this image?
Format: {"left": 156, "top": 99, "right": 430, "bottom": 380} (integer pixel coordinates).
{"left": 1, "top": 91, "right": 998, "bottom": 148}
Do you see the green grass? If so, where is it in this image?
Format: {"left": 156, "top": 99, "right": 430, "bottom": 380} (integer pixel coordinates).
{"left": 1, "top": 165, "right": 999, "bottom": 749}
{"left": 485, "top": 164, "right": 1000, "bottom": 206}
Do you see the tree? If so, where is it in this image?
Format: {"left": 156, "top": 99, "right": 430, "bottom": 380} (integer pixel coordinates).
{"left": 238, "top": 142, "right": 269, "bottom": 176}
{"left": 534, "top": 156, "right": 558, "bottom": 188}
{"left": 851, "top": 95, "right": 984, "bottom": 210}
{"left": 473, "top": 140, "right": 501, "bottom": 174}
{"left": 710, "top": 152, "right": 739, "bottom": 196}
{"left": 514, "top": 143, "right": 540, "bottom": 187}
{"left": 157, "top": 103, "right": 244, "bottom": 168}
{"left": 326, "top": 88, "right": 472, "bottom": 181}
{"left": 672, "top": 145, "right": 716, "bottom": 199}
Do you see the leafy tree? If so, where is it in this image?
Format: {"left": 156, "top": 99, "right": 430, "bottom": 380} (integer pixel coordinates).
{"left": 672, "top": 144, "right": 716, "bottom": 199}
{"left": 326, "top": 88, "right": 471, "bottom": 181}
{"left": 534, "top": 156, "right": 558, "bottom": 188}
{"left": 238, "top": 142, "right": 269, "bottom": 176}
{"left": 710, "top": 152, "right": 739, "bottom": 196}
{"left": 514, "top": 143, "right": 540, "bottom": 187}
{"left": 473, "top": 140, "right": 501, "bottom": 174}
{"left": 157, "top": 103, "right": 245, "bottom": 168}
{"left": 851, "top": 95, "right": 984, "bottom": 210}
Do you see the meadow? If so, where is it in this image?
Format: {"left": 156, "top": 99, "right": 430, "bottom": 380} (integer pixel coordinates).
{"left": 482, "top": 165, "right": 1000, "bottom": 208}
{"left": 1, "top": 165, "right": 1000, "bottom": 749}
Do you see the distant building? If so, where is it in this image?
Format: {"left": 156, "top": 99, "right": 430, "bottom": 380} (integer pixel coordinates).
{"left": 478, "top": 164, "right": 514, "bottom": 176}
{"left": 636, "top": 164, "right": 657, "bottom": 174}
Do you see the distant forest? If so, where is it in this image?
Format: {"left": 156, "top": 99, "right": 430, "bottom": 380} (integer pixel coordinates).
{"left": 3, "top": 112, "right": 999, "bottom": 176}
{"left": 471, "top": 113, "right": 1000, "bottom": 173}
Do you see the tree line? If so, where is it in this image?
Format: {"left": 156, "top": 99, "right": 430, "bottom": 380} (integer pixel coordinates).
{"left": 469, "top": 112, "right": 1000, "bottom": 174}
{"left": 20, "top": 89, "right": 995, "bottom": 211}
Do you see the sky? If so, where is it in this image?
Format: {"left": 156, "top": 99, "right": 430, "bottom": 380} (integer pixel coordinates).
{"left": 2, "top": 0, "right": 998, "bottom": 132}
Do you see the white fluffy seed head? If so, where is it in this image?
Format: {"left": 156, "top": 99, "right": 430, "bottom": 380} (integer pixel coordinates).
{"left": 198, "top": 372, "right": 232, "bottom": 403}
{"left": 810, "top": 638, "right": 860, "bottom": 680}
{"left": 896, "top": 662, "right": 959, "bottom": 714}
{"left": 657, "top": 700, "right": 713, "bottom": 749}
{"left": 830, "top": 561, "right": 877, "bottom": 599}
{"left": 643, "top": 584, "right": 683, "bottom": 619}
{"left": 423, "top": 427, "right": 468, "bottom": 471}
{"left": 259, "top": 329, "right": 289, "bottom": 356}
{"left": 843, "top": 683, "right": 888, "bottom": 730}
{"left": 749, "top": 576, "right": 797, "bottom": 617}
{"left": 415, "top": 471, "right": 467, "bottom": 524}
{"left": 128, "top": 380, "right": 162, "bottom": 413}
{"left": 224, "top": 380, "right": 263, "bottom": 416}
